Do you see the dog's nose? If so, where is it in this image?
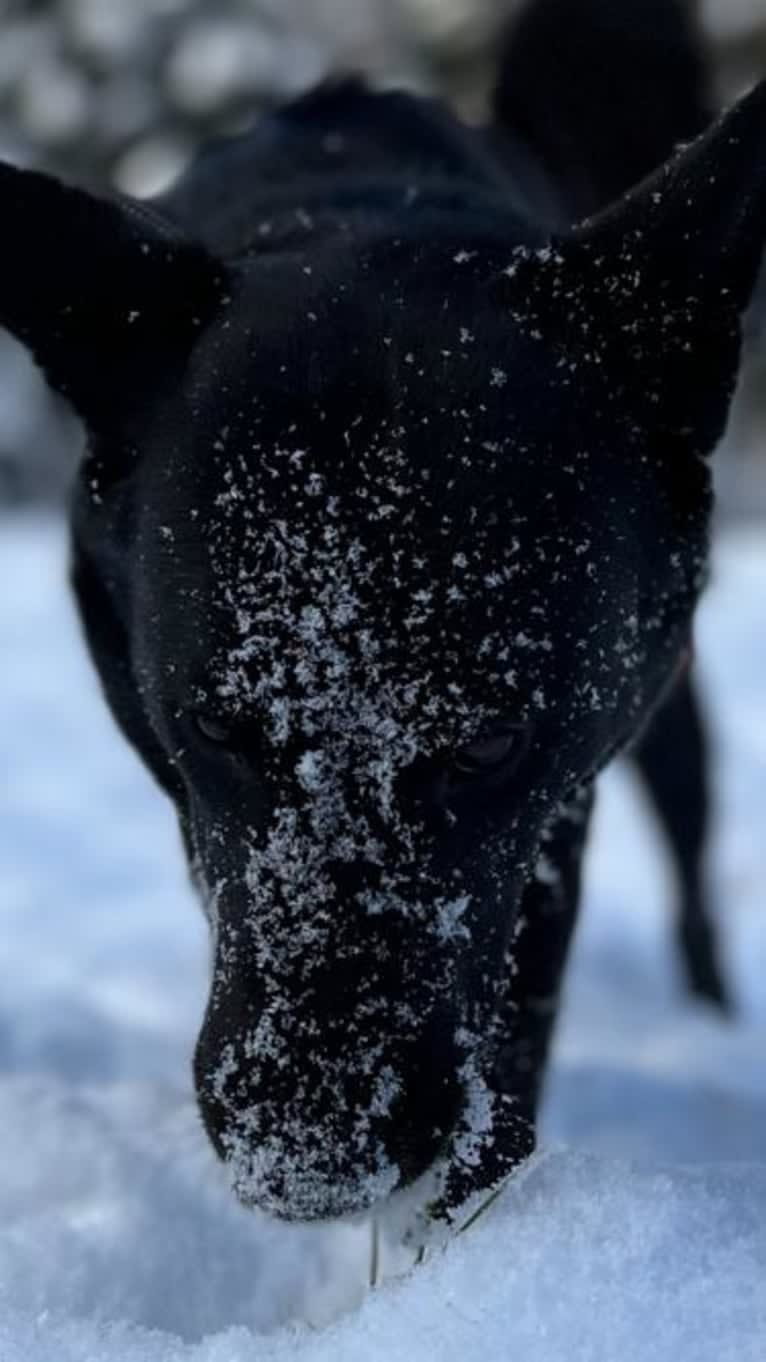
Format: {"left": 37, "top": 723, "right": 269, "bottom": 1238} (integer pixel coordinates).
{"left": 193, "top": 1000, "right": 463, "bottom": 1220}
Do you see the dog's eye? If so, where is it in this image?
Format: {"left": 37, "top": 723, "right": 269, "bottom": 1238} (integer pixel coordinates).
{"left": 194, "top": 714, "right": 234, "bottom": 746}
{"left": 451, "top": 726, "right": 527, "bottom": 779}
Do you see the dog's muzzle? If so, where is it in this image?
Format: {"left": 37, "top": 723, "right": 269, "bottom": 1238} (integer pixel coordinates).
{"left": 193, "top": 984, "right": 465, "bottom": 1222}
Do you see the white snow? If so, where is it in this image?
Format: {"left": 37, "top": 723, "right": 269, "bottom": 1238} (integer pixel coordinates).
{"left": 0, "top": 514, "right": 765, "bottom": 1360}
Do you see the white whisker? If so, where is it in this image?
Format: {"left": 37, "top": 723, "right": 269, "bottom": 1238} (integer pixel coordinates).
{"left": 370, "top": 1217, "right": 381, "bottom": 1288}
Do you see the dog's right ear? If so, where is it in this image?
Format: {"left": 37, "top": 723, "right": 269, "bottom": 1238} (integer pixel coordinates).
{"left": 0, "top": 163, "right": 226, "bottom": 431}
{"left": 494, "top": 79, "right": 766, "bottom": 469}
{"left": 555, "top": 78, "right": 766, "bottom": 463}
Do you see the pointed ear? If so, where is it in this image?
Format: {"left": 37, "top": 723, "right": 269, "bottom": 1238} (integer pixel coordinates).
{"left": 0, "top": 162, "right": 226, "bottom": 430}
{"left": 515, "top": 80, "right": 766, "bottom": 460}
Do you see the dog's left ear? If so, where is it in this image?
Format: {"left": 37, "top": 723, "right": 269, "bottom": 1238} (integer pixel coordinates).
{"left": 524, "top": 79, "right": 766, "bottom": 460}
{"left": 0, "top": 163, "right": 225, "bottom": 431}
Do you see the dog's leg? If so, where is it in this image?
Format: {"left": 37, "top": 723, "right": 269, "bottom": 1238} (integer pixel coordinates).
{"left": 493, "top": 786, "right": 595, "bottom": 1116}
{"left": 631, "top": 674, "right": 731, "bottom": 1012}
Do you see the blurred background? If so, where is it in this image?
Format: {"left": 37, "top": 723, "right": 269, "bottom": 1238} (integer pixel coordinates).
{"left": 0, "top": 0, "right": 764, "bottom": 509}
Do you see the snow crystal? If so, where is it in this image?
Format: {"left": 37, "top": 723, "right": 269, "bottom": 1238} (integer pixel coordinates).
{"left": 434, "top": 893, "right": 472, "bottom": 944}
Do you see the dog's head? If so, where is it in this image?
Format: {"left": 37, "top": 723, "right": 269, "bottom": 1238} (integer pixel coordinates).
{"left": 6, "top": 84, "right": 766, "bottom": 1224}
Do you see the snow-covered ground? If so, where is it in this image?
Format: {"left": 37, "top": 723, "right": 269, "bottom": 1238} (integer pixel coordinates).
{"left": 1, "top": 514, "right": 765, "bottom": 1361}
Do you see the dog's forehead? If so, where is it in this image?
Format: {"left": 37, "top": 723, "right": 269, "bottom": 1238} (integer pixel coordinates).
{"left": 157, "top": 421, "right": 618, "bottom": 756}
{"left": 138, "top": 243, "right": 659, "bottom": 747}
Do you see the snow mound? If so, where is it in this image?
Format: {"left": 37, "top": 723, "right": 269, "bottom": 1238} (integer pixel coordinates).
{"left": 1, "top": 1077, "right": 764, "bottom": 1362}
{"left": 1, "top": 516, "right": 765, "bottom": 1360}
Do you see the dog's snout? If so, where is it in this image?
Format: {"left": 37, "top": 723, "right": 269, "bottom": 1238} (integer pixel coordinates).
{"left": 193, "top": 996, "right": 464, "bottom": 1220}
{"left": 388, "top": 1024, "right": 463, "bottom": 1186}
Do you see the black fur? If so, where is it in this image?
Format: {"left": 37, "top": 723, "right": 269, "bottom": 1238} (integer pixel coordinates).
{"left": 493, "top": 0, "right": 711, "bottom": 220}
{"left": 492, "top": 0, "right": 729, "bottom": 1010}
{"left": 5, "top": 2, "right": 766, "bottom": 1228}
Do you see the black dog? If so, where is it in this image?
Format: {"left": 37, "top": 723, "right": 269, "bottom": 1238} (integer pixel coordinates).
{"left": 4, "top": 0, "right": 766, "bottom": 1232}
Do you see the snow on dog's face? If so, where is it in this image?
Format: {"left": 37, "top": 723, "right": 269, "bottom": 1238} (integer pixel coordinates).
{"left": 2, "top": 79, "right": 765, "bottom": 1227}
{"left": 115, "top": 231, "right": 720, "bottom": 1222}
